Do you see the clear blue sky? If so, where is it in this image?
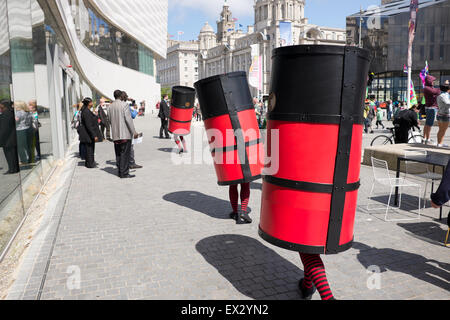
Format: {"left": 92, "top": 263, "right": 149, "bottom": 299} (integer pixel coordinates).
{"left": 168, "top": 0, "right": 381, "bottom": 41}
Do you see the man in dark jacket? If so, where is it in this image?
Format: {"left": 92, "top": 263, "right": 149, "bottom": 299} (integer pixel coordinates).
{"left": 0, "top": 100, "right": 20, "bottom": 174}
{"left": 393, "top": 105, "right": 420, "bottom": 144}
{"left": 159, "top": 95, "right": 170, "bottom": 139}
{"left": 97, "top": 98, "right": 111, "bottom": 141}
{"left": 78, "top": 98, "right": 101, "bottom": 168}
{"left": 423, "top": 75, "right": 441, "bottom": 144}
{"left": 431, "top": 158, "right": 450, "bottom": 246}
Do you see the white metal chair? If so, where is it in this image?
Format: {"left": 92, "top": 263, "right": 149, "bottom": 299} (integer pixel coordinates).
{"left": 403, "top": 150, "right": 442, "bottom": 209}
{"left": 368, "top": 157, "right": 422, "bottom": 221}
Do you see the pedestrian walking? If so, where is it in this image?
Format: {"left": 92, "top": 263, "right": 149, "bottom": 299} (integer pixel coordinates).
{"left": 387, "top": 99, "right": 393, "bottom": 121}
{"left": 159, "top": 95, "right": 170, "bottom": 139}
{"left": 376, "top": 107, "right": 385, "bottom": 129}
{"left": 78, "top": 97, "right": 102, "bottom": 168}
{"left": 109, "top": 90, "right": 139, "bottom": 179}
{"left": 436, "top": 81, "right": 450, "bottom": 148}
{"left": 423, "top": 75, "right": 441, "bottom": 145}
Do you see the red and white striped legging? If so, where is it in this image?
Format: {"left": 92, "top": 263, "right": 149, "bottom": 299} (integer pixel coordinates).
{"left": 229, "top": 183, "right": 250, "bottom": 213}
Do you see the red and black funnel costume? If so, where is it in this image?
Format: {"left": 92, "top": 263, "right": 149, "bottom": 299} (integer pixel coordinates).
{"left": 169, "top": 86, "right": 196, "bottom": 153}
{"left": 195, "top": 72, "right": 264, "bottom": 223}
{"left": 259, "top": 45, "right": 370, "bottom": 299}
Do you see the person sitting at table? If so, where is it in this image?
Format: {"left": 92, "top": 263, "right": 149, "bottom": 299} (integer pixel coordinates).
{"left": 431, "top": 158, "right": 450, "bottom": 247}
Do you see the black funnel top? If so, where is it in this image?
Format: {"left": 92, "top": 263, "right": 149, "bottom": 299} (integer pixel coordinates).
{"left": 172, "top": 86, "right": 196, "bottom": 109}
{"left": 194, "top": 72, "right": 253, "bottom": 121}
{"left": 268, "top": 45, "right": 371, "bottom": 123}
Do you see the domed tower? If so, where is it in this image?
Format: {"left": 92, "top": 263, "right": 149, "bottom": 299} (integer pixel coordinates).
{"left": 199, "top": 22, "right": 217, "bottom": 51}
{"left": 216, "top": 4, "right": 235, "bottom": 44}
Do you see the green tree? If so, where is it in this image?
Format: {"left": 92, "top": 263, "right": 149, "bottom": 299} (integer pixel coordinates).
{"left": 161, "top": 87, "right": 172, "bottom": 100}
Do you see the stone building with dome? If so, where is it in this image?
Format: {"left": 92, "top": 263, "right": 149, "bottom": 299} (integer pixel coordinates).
{"left": 157, "top": 0, "right": 346, "bottom": 96}
{"left": 198, "top": 0, "right": 346, "bottom": 97}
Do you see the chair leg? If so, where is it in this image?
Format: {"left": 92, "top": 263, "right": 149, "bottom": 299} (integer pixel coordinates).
{"left": 423, "top": 179, "right": 429, "bottom": 209}
{"left": 398, "top": 186, "right": 403, "bottom": 209}
{"left": 385, "top": 187, "right": 393, "bottom": 221}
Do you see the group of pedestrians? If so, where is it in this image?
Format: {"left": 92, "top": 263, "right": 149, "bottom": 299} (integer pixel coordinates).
{"left": 75, "top": 90, "right": 142, "bottom": 178}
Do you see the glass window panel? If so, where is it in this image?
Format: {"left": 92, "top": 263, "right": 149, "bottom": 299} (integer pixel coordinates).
{"left": 0, "top": 0, "right": 24, "bottom": 255}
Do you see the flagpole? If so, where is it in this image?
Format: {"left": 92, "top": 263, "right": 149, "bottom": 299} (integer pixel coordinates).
{"left": 407, "top": 67, "right": 412, "bottom": 109}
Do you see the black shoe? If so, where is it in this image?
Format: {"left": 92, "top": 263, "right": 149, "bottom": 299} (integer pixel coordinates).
{"left": 298, "top": 278, "right": 316, "bottom": 300}
{"left": 236, "top": 211, "right": 252, "bottom": 224}
{"left": 229, "top": 212, "right": 238, "bottom": 220}
{"left": 165, "top": 136, "right": 171, "bottom": 139}
{"left": 129, "top": 164, "right": 143, "bottom": 169}
{"left": 120, "top": 174, "right": 135, "bottom": 179}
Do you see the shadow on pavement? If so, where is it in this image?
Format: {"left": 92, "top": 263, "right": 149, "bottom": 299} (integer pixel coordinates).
{"left": 158, "top": 148, "right": 175, "bottom": 153}
{"left": 101, "top": 166, "right": 118, "bottom": 177}
{"left": 353, "top": 242, "right": 450, "bottom": 292}
{"left": 196, "top": 234, "right": 303, "bottom": 300}
{"left": 397, "top": 221, "right": 449, "bottom": 246}
{"left": 163, "top": 191, "right": 252, "bottom": 220}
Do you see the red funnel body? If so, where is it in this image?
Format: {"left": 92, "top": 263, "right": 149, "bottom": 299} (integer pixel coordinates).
{"left": 258, "top": 45, "right": 371, "bottom": 255}
{"left": 195, "top": 72, "right": 264, "bottom": 186}
{"left": 168, "top": 86, "right": 196, "bottom": 136}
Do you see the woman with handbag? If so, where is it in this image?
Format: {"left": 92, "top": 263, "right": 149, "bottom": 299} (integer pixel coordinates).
{"left": 78, "top": 98, "right": 102, "bottom": 168}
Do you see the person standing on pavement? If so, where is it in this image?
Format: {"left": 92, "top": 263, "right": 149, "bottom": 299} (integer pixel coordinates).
{"left": 78, "top": 98, "right": 102, "bottom": 168}
{"left": 120, "top": 91, "right": 143, "bottom": 170}
{"left": 387, "top": 100, "right": 393, "bottom": 121}
{"left": 423, "top": 75, "right": 441, "bottom": 145}
{"left": 159, "top": 95, "right": 171, "bottom": 139}
{"left": 430, "top": 157, "right": 450, "bottom": 246}
{"left": 97, "top": 98, "right": 111, "bottom": 141}
{"left": 376, "top": 107, "right": 385, "bottom": 129}
{"left": 436, "top": 81, "right": 450, "bottom": 148}
{"left": 109, "top": 90, "right": 139, "bottom": 179}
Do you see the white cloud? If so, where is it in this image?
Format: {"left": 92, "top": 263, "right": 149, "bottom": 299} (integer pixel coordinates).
{"left": 169, "top": 0, "right": 254, "bottom": 19}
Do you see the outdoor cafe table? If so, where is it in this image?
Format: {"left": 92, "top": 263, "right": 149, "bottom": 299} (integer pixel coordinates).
{"left": 395, "top": 152, "right": 450, "bottom": 221}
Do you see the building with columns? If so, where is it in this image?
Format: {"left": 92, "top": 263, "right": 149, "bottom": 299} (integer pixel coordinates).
{"left": 198, "top": 0, "right": 346, "bottom": 97}
{"left": 157, "top": 40, "right": 200, "bottom": 89}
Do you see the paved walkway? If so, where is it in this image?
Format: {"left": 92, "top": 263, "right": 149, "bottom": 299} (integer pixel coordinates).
{"left": 5, "top": 116, "right": 450, "bottom": 300}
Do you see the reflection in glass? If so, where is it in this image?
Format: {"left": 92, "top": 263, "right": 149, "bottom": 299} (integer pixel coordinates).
{"left": 0, "top": 0, "right": 24, "bottom": 254}
{"left": 7, "top": 0, "right": 43, "bottom": 214}
{"left": 70, "top": 0, "right": 155, "bottom": 76}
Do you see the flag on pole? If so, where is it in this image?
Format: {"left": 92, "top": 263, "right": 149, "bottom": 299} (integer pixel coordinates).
{"left": 249, "top": 44, "right": 262, "bottom": 91}
{"left": 419, "top": 61, "right": 429, "bottom": 88}
{"left": 410, "top": 80, "right": 418, "bottom": 105}
{"left": 233, "top": 18, "right": 238, "bottom": 22}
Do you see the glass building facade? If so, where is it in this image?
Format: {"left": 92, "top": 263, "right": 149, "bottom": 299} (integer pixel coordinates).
{"left": 346, "top": 0, "right": 450, "bottom": 102}
{"left": 0, "top": 0, "right": 166, "bottom": 257}
{"left": 70, "top": 0, "right": 155, "bottom": 77}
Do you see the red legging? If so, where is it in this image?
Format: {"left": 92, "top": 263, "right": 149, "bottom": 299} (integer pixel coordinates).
{"left": 300, "top": 253, "right": 334, "bottom": 300}
{"left": 229, "top": 183, "right": 250, "bottom": 213}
